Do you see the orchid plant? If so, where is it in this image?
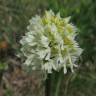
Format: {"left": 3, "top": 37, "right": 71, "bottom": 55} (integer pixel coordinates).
{"left": 19, "top": 10, "right": 83, "bottom": 96}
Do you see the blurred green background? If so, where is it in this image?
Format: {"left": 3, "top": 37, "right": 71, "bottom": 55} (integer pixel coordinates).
{"left": 0, "top": 0, "right": 96, "bottom": 96}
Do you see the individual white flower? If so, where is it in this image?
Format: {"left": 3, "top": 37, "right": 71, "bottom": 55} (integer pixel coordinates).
{"left": 20, "top": 10, "right": 83, "bottom": 74}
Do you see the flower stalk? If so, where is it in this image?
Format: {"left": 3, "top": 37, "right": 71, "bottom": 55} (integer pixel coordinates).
{"left": 54, "top": 71, "right": 63, "bottom": 96}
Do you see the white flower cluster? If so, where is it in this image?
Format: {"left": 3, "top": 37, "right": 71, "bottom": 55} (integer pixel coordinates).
{"left": 20, "top": 10, "right": 83, "bottom": 74}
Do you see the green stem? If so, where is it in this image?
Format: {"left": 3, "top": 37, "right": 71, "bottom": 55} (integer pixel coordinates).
{"left": 54, "top": 71, "right": 63, "bottom": 96}
{"left": 50, "top": 72, "right": 55, "bottom": 96}
{"left": 45, "top": 74, "right": 51, "bottom": 96}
